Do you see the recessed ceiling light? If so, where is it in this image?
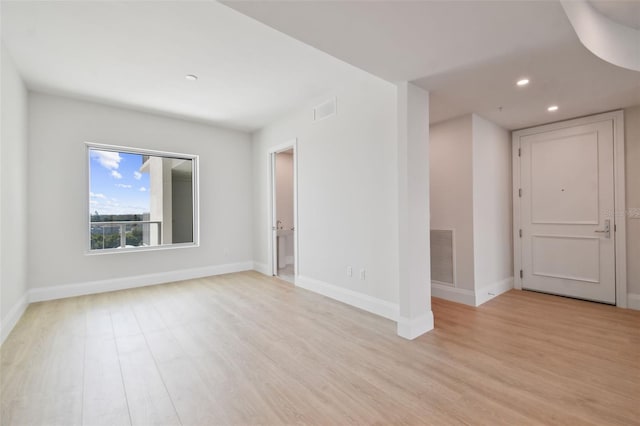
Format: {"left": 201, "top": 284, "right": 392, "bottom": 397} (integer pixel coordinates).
{"left": 516, "top": 78, "right": 530, "bottom": 86}
{"left": 185, "top": 74, "right": 198, "bottom": 81}
{"left": 547, "top": 105, "right": 559, "bottom": 112}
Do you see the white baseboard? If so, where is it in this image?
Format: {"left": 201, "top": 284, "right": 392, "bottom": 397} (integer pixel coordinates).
{"left": 431, "top": 282, "right": 476, "bottom": 306}
{"left": 397, "top": 312, "right": 434, "bottom": 340}
{"left": 0, "top": 292, "right": 29, "bottom": 346}
{"left": 432, "top": 277, "right": 513, "bottom": 307}
{"left": 627, "top": 293, "right": 640, "bottom": 311}
{"left": 296, "top": 275, "right": 399, "bottom": 321}
{"left": 29, "top": 261, "right": 254, "bottom": 303}
{"left": 475, "top": 277, "right": 514, "bottom": 306}
{"left": 252, "top": 261, "right": 271, "bottom": 276}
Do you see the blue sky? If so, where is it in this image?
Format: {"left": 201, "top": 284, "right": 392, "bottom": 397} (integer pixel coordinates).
{"left": 89, "top": 149, "right": 150, "bottom": 216}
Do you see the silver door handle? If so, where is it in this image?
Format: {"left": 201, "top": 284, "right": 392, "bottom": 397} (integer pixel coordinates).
{"left": 594, "top": 220, "right": 610, "bottom": 238}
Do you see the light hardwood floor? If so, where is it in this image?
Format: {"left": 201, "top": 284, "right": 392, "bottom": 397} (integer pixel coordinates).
{"left": 1, "top": 271, "right": 639, "bottom": 425}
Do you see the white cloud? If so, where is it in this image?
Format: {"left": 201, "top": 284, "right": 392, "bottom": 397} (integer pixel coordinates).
{"left": 115, "top": 184, "right": 132, "bottom": 189}
{"left": 90, "top": 150, "right": 122, "bottom": 170}
{"left": 89, "top": 200, "right": 149, "bottom": 216}
{"left": 139, "top": 187, "right": 147, "bottom": 192}
{"left": 90, "top": 192, "right": 106, "bottom": 199}
{"left": 111, "top": 170, "right": 123, "bottom": 179}
{"left": 133, "top": 171, "right": 142, "bottom": 180}
{"left": 90, "top": 200, "right": 98, "bottom": 205}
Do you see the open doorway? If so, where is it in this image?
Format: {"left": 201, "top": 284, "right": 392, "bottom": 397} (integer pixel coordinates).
{"left": 268, "top": 141, "right": 297, "bottom": 283}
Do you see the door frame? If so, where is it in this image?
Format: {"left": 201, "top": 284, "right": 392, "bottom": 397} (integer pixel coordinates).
{"left": 267, "top": 139, "right": 298, "bottom": 279}
{"left": 512, "top": 110, "right": 627, "bottom": 307}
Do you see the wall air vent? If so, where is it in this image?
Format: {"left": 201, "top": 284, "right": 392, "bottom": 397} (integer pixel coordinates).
{"left": 313, "top": 97, "right": 337, "bottom": 122}
{"left": 430, "top": 229, "right": 455, "bottom": 286}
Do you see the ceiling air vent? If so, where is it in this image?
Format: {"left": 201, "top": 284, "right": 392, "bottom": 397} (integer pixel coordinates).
{"left": 313, "top": 97, "right": 337, "bottom": 122}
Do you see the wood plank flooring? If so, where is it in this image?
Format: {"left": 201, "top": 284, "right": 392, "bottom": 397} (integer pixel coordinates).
{"left": 1, "top": 271, "right": 639, "bottom": 425}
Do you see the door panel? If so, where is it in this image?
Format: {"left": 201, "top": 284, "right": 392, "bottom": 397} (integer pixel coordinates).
{"left": 531, "top": 235, "right": 600, "bottom": 283}
{"left": 519, "top": 120, "right": 615, "bottom": 304}
{"left": 530, "top": 132, "right": 599, "bottom": 224}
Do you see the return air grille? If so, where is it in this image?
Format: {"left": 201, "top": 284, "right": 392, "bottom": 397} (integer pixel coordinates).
{"left": 430, "top": 229, "right": 454, "bottom": 285}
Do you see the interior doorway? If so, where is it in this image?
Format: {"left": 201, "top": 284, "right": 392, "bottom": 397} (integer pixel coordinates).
{"left": 513, "top": 111, "right": 627, "bottom": 306}
{"left": 268, "top": 141, "right": 297, "bottom": 283}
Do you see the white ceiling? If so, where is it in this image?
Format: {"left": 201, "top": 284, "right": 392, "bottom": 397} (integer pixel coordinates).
{"left": 421, "top": 38, "right": 640, "bottom": 129}
{"left": 2, "top": 1, "right": 639, "bottom": 132}
{"left": 590, "top": 0, "right": 640, "bottom": 30}
{"left": 0, "top": 1, "right": 367, "bottom": 131}
{"left": 226, "top": 0, "right": 640, "bottom": 130}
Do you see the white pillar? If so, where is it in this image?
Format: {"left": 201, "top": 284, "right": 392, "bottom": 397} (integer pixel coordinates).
{"left": 396, "top": 82, "right": 433, "bottom": 340}
{"left": 149, "top": 157, "right": 173, "bottom": 245}
{"left": 161, "top": 158, "right": 173, "bottom": 244}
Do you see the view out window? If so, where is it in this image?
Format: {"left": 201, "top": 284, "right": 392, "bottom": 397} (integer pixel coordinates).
{"left": 87, "top": 144, "right": 198, "bottom": 252}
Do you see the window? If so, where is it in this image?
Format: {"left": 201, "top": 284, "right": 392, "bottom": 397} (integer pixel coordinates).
{"left": 87, "top": 143, "right": 198, "bottom": 253}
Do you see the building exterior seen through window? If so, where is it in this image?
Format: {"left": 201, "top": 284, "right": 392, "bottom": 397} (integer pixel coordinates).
{"left": 88, "top": 145, "right": 197, "bottom": 252}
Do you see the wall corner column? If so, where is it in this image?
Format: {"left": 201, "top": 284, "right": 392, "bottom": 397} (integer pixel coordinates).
{"left": 396, "top": 82, "right": 433, "bottom": 339}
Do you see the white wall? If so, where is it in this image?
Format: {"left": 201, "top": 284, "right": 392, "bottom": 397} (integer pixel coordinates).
{"left": 624, "top": 106, "right": 640, "bottom": 297}
{"left": 27, "top": 93, "right": 253, "bottom": 292}
{"left": 252, "top": 77, "right": 399, "bottom": 304}
{"left": 429, "top": 115, "right": 475, "bottom": 290}
{"left": 0, "top": 44, "right": 29, "bottom": 338}
{"left": 472, "top": 114, "right": 513, "bottom": 291}
{"left": 429, "top": 113, "right": 513, "bottom": 305}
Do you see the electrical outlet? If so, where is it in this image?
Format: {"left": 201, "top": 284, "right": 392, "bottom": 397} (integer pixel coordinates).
{"left": 347, "top": 266, "right": 353, "bottom": 277}
{"left": 360, "top": 269, "right": 366, "bottom": 280}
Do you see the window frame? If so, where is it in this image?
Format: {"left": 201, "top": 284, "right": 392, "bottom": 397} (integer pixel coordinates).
{"left": 85, "top": 142, "right": 200, "bottom": 255}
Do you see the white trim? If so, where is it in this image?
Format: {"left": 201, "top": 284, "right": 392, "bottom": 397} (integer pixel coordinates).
{"left": 431, "top": 279, "right": 455, "bottom": 288}
{"left": 269, "top": 151, "right": 277, "bottom": 275}
{"left": 252, "top": 261, "right": 271, "bottom": 276}
{"left": 84, "top": 242, "right": 198, "bottom": 256}
{"left": 431, "top": 282, "right": 476, "bottom": 306}
{"left": 432, "top": 277, "right": 513, "bottom": 307}
{"left": 29, "top": 261, "right": 253, "bottom": 303}
{"left": 512, "top": 134, "right": 522, "bottom": 290}
{"left": 85, "top": 142, "right": 201, "bottom": 254}
{"left": 475, "top": 277, "right": 514, "bottom": 306}
{"left": 296, "top": 275, "right": 399, "bottom": 321}
{"left": 293, "top": 143, "right": 299, "bottom": 280}
{"left": 512, "top": 110, "right": 627, "bottom": 307}
{"left": 627, "top": 293, "right": 640, "bottom": 311}
{"left": 0, "top": 292, "right": 29, "bottom": 346}
{"left": 397, "top": 312, "right": 434, "bottom": 340}
{"left": 613, "top": 112, "right": 627, "bottom": 307}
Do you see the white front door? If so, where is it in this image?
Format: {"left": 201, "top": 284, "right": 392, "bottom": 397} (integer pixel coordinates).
{"left": 517, "top": 119, "right": 616, "bottom": 304}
